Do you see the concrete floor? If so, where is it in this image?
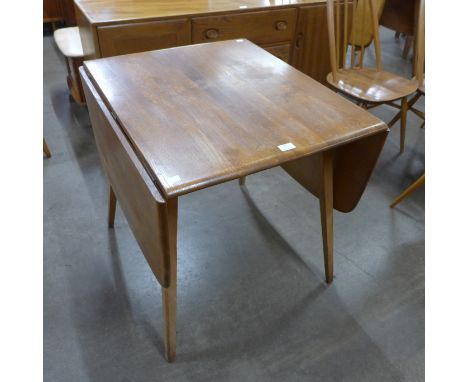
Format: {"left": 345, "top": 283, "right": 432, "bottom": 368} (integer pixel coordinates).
{"left": 44, "top": 28, "right": 424, "bottom": 382}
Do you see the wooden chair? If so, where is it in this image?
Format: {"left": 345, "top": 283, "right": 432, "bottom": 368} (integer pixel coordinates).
{"left": 348, "top": 0, "right": 386, "bottom": 66}
{"left": 326, "top": 0, "right": 418, "bottom": 153}
{"left": 388, "top": 0, "right": 424, "bottom": 129}
{"left": 389, "top": 0, "right": 425, "bottom": 208}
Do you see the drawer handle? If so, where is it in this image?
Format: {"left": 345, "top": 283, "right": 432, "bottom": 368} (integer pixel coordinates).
{"left": 275, "top": 21, "right": 288, "bottom": 31}
{"left": 205, "top": 29, "right": 219, "bottom": 39}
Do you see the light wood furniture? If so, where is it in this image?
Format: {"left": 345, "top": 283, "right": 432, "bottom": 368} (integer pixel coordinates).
{"left": 325, "top": 0, "right": 418, "bottom": 153}
{"left": 43, "top": 139, "right": 52, "bottom": 158}
{"left": 388, "top": 0, "right": 424, "bottom": 129}
{"left": 75, "top": 0, "right": 351, "bottom": 85}
{"left": 44, "top": 0, "right": 76, "bottom": 27}
{"left": 54, "top": 27, "right": 85, "bottom": 104}
{"left": 80, "top": 40, "right": 388, "bottom": 362}
{"left": 380, "top": 0, "right": 419, "bottom": 59}
{"left": 389, "top": 0, "right": 424, "bottom": 208}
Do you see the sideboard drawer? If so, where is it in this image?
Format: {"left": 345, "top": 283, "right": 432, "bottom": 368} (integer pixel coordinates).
{"left": 98, "top": 19, "right": 191, "bottom": 57}
{"left": 192, "top": 9, "right": 297, "bottom": 45}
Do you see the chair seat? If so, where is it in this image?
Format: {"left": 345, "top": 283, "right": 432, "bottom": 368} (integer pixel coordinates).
{"left": 326, "top": 68, "right": 418, "bottom": 103}
{"left": 54, "top": 27, "right": 84, "bottom": 58}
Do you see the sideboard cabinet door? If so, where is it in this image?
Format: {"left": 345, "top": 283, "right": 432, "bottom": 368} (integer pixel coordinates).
{"left": 98, "top": 19, "right": 191, "bottom": 58}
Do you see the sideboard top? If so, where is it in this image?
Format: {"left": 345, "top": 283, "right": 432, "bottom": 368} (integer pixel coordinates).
{"left": 75, "top": 0, "right": 325, "bottom": 24}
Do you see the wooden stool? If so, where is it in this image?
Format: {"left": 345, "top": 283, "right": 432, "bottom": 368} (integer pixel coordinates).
{"left": 54, "top": 27, "right": 85, "bottom": 105}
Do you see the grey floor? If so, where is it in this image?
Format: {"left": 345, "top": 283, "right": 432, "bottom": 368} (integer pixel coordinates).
{"left": 44, "top": 27, "right": 424, "bottom": 382}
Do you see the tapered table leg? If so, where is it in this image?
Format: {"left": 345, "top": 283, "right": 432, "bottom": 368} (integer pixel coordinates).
{"left": 108, "top": 186, "right": 117, "bottom": 228}
{"left": 162, "top": 198, "right": 178, "bottom": 362}
{"left": 319, "top": 151, "right": 334, "bottom": 284}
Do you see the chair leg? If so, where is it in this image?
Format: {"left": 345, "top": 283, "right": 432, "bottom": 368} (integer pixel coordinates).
{"left": 390, "top": 174, "right": 425, "bottom": 208}
{"left": 388, "top": 92, "right": 421, "bottom": 128}
{"left": 388, "top": 109, "right": 402, "bottom": 128}
{"left": 43, "top": 139, "right": 51, "bottom": 158}
{"left": 402, "top": 35, "right": 414, "bottom": 59}
{"left": 319, "top": 150, "right": 334, "bottom": 284}
{"left": 400, "top": 97, "right": 408, "bottom": 153}
{"left": 108, "top": 186, "right": 117, "bottom": 228}
{"left": 239, "top": 176, "right": 246, "bottom": 186}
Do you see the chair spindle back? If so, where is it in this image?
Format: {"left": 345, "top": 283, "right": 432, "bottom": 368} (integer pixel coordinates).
{"left": 415, "top": 0, "right": 425, "bottom": 87}
{"left": 327, "top": 0, "right": 384, "bottom": 82}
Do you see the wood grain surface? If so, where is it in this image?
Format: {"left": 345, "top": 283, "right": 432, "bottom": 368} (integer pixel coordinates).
{"left": 75, "top": 0, "right": 325, "bottom": 24}
{"left": 80, "top": 67, "right": 175, "bottom": 288}
{"left": 83, "top": 39, "right": 388, "bottom": 199}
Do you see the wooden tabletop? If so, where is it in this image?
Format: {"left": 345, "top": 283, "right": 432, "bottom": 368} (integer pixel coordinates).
{"left": 84, "top": 40, "right": 387, "bottom": 199}
{"left": 75, "top": 0, "right": 324, "bottom": 24}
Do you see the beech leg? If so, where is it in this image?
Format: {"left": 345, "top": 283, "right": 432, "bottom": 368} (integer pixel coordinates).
{"left": 319, "top": 150, "right": 334, "bottom": 284}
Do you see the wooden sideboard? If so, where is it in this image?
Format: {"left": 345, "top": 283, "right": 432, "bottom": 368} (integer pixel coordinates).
{"left": 75, "top": 0, "right": 349, "bottom": 84}
{"left": 44, "top": 0, "right": 76, "bottom": 26}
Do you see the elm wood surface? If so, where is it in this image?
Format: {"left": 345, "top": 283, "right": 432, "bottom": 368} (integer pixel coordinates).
{"left": 44, "top": 0, "right": 64, "bottom": 23}
{"left": 74, "top": 0, "right": 348, "bottom": 84}
{"left": 98, "top": 19, "right": 191, "bottom": 58}
{"left": 83, "top": 40, "right": 388, "bottom": 200}
{"left": 80, "top": 69, "right": 174, "bottom": 289}
{"left": 74, "top": 0, "right": 325, "bottom": 23}
{"left": 191, "top": 9, "right": 297, "bottom": 45}
{"left": 81, "top": 40, "right": 388, "bottom": 361}
{"left": 44, "top": 0, "right": 76, "bottom": 25}
{"left": 325, "top": 0, "right": 418, "bottom": 153}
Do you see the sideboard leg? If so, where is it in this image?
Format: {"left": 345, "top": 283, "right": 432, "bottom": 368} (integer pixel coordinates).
{"left": 162, "top": 198, "right": 178, "bottom": 362}
{"left": 239, "top": 176, "right": 246, "bottom": 186}
{"left": 319, "top": 150, "right": 334, "bottom": 284}
{"left": 108, "top": 185, "right": 117, "bottom": 228}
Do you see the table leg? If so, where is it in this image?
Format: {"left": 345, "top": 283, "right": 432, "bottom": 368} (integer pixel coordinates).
{"left": 162, "top": 198, "right": 178, "bottom": 362}
{"left": 319, "top": 151, "right": 334, "bottom": 284}
{"left": 108, "top": 185, "right": 117, "bottom": 228}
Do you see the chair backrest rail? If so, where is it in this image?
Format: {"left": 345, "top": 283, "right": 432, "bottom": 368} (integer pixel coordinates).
{"left": 327, "top": 0, "right": 385, "bottom": 75}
